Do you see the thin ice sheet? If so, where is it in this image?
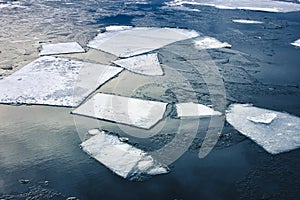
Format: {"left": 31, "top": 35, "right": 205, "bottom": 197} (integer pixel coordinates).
{"left": 39, "top": 42, "right": 85, "bottom": 56}
{"left": 194, "top": 37, "right": 231, "bottom": 49}
{"left": 176, "top": 102, "right": 222, "bottom": 118}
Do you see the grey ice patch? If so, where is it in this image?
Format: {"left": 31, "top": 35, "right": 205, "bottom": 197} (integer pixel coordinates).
{"left": 226, "top": 104, "right": 300, "bottom": 154}
{"left": 39, "top": 42, "right": 85, "bottom": 56}
{"left": 194, "top": 37, "right": 231, "bottom": 50}
{"left": 80, "top": 129, "right": 169, "bottom": 180}
{"left": 176, "top": 102, "right": 222, "bottom": 118}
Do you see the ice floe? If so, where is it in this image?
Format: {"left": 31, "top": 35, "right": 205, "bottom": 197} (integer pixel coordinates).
{"left": 113, "top": 53, "right": 163, "bottom": 76}
{"left": 232, "top": 19, "right": 264, "bottom": 24}
{"left": 88, "top": 26, "right": 199, "bottom": 58}
{"left": 39, "top": 42, "right": 85, "bottom": 56}
{"left": 80, "top": 129, "right": 169, "bottom": 180}
{"left": 166, "top": 0, "right": 300, "bottom": 13}
{"left": 72, "top": 93, "right": 168, "bottom": 129}
{"left": 291, "top": 39, "right": 300, "bottom": 47}
{"left": 194, "top": 37, "right": 231, "bottom": 50}
{"left": 0, "top": 56, "right": 123, "bottom": 107}
{"left": 226, "top": 104, "right": 300, "bottom": 154}
{"left": 176, "top": 102, "right": 222, "bottom": 118}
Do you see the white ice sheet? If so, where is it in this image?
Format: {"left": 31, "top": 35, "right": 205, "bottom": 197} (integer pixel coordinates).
{"left": 0, "top": 56, "right": 123, "bottom": 107}
{"left": 291, "top": 39, "right": 300, "bottom": 47}
{"left": 176, "top": 102, "right": 222, "bottom": 118}
{"left": 113, "top": 53, "right": 163, "bottom": 76}
{"left": 226, "top": 104, "right": 300, "bottom": 154}
{"left": 39, "top": 42, "right": 85, "bottom": 56}
{"left": 88, "top": 26, "right": 199, "bottom": 58}
{"left": 232, "top": 19, "right": 264, "bottom": 24}
{"left": 72, "top": 93, "right": 168, "bottom": 129}
{"left": 81, "top": 129, "right": 169, "bottom": 180}
{"left": 194, "top": 37, "right": 231, "bottom": 49}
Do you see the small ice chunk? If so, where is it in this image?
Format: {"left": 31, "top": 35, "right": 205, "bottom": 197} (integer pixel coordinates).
{"left": 226, "top": 104, "right": 300, "bottom": 154}
{"left": 176, "top": 102, "right": 222, "bottom": 118}
{"left": 88, "top": 129, "right": 101, "bottom": 135}
{"left": 233, "top": 19, "right": 264, "bottom": 24}
{"left": 194, "top": 37, "right": 231, "bottom": 50}
{"left": 72, "top": 93, "right": 168, "bottom": 129}
{"left": 39, "top": 42, "right": 85, "bottom": 56}
{"left": 88, "top": 26, "right": 199, "bottom": 58}
{"left": 291, "top": 39, "right": 300, "bottom": 47}
{"left": 80, "top": 130, "right": 169, "bottom": 180}
{"left": 113, "top": 53, "right": 163, "bottom": 76}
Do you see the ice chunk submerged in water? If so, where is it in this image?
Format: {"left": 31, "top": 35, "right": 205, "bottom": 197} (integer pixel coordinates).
{"left": 226, "top": 104, "right": 300, "bottom": 154}
{"left": 291, "top": 39, "right": 300, "bottom": 47}
{"left": 72, "top": 93, "right": 168, "bottom": 129}
{"left": 0, "top": 56, "right": 123, "bottom": 107}
{"left": 88, "top": 26, "right": 199, "bottom": 58}
{"left": 194, "top": 37, "right": 231, "bottom": 49}
{"left": 176, "top": 102, "right": 222, "bottom": 118}
{"left": 113, "top": 53, "right": 163, "bottom": 76}
{"left": 39, "top": 42, "right": 85, "bottom": 56}
{"left": 80, "top": 129, "right": 169, "bottom": 180}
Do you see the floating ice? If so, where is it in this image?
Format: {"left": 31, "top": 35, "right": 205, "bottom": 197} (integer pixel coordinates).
{"left": 176, "top": 102, "right": 222, "bottom": 118}
{"left": 291, "top": 39, "right": 300, "bottom": 47}
{"left": 226, "top": 104, "right": 300, "bottom": 154}
{"left": 194, "top": 37, "right": 231, "bottom": 49}
{"left": 72, "top": 93, "right": 168, "bottom": 129}
{"left": 232, "top": 19, "right": 264, "bottom": 24}
{"left": 113, "top": 53, "right": 163, "bottom": 76}
{"left": 88, "top": 26, "right": 199, "bottom": 58}
{"left": 80, "top": 129, "right": 169, "bottom": 180}
{"left": 0, "top": 56, "right": 123, "bottom": 107}
{"left": 166, "top": 0, "right": 300, "bottom": 13}
{"left": 39, "top": 42, "right": 85, "bottom": 56}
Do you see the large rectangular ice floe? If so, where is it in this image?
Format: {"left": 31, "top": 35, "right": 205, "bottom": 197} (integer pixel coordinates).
{"left": 72, "top": 93, "right": 168, "bottom": 129}
{"left": 291, "top": 39, "right": 300, "bottom": 47}
{"left": 113, "top": 53, "right": 163, "bottom": 76}
{"left": 87, "top": 26, "right": 199, "bottom": 58}
{"left": 226, "top": 104, "right": 300, "bottom": 154}
{"left": 81, "top": 129, "right": 169, "bottom": 180}
{"left": 176, "top": 102, "right": 222, "bottom": 118}
{"left": 194, "top": 37, "right": 231, "bottom": 50}
{"left": 39, "top": 42, "right": 85, "bottom": 56}
{"left": 0, "top": 56, "right": 123, "bottom": 107}
{"left": 166, "top": 0, "right": 300, "bottom": 13}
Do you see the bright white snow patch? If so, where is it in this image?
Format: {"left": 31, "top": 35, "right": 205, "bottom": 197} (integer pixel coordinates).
{"left": 291, "top": 39, "right": 300, "bottom": 47}
{"left": 226, "top": 104, "right": 300, "bottom": 154}
{"left": 166, "top": 0, "right": 300, "bottom": 13}
{"left": 0, "top": 56, "right": 123, "bottom": 107}
{"left": 88, "top": 26, "right": 199, "bottom": 58}
{"left": 39, "top": 42, "right": 85, "bottom": 56}
{"left": 176, "top": 102, "right": 222, "bottom": 118}
{"left": 72, "top": 93, "right": 168, "bottom": 129}
{"left": 194, "top": 37, "right": 231, "bottom": 49}
{"left": 233, "top": 19, "right": 264, "bottom": 24}
{"left": 81, "top": 129, "right": 169, "bottom": 180}
{"left": 113, "top": 53, "right": 163, "bottom": 76}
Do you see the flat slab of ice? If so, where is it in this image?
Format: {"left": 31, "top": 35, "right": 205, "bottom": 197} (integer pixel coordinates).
{"left": 39, "top": 42, "right": 85, "bottom": 56}
{"left": 226, "top": 104, "right": 300, "bottom": 154}
{"left": 232, "top": 19, "right": 263, "bottom": 24}
{"left": 113, "top": 53, "right": 163, "bottom": 76}
{"left": 195, "top": 37, "right": 231, "bottom": 49}
{"left": 0, "top": 56, "right": 123, "bottom": 107}
{"left": 166, "top": 0, "right": 300, "bottom": 13}
{"left": 81, "top": 129, "right": 169, "bottom": 180}
{"left": 88, "top": 26, "right": 199, "bottom": 58}
{"left": 176, "top": 102, "right": 222, "bottom": 118}
{"left": 291, "top": 39, "right": 300, "bottom": 47}
{"left": 72, "top": 93, "right": 168, "bottom": 129}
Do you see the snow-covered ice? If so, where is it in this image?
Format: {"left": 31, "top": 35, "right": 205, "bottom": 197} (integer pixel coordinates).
{"left": 113, "top": 53, "right": 163, "bottom": 76}
{"left": 194, "top": 37, "right": 231, "bottom": 49}
{"left": 226, "top": 104, "right": 300, "bottom": 154}
{"left": 39, "top": 42, "right": 85, "bottom": 56}
{"left": 232, "top": 19, "right": 263, "bottom": 24}
{"left": 0, "top": 56, "right": 123, "bottom": 107}
{"left": 291, "top": 39, "right": 300, "bottom": 47}
{"left": 72, "top": 93, "right": 168, "bottom": 129}
{"left": 80, "top": 129, "right": 169, "bottom": 180}
{"left": 166, "top": 0, "right": 300, "bottom": 13}
{"left": 176, "top": 102, "right": 222, "bottom": 118}
{"left": 88, "top": 26, "right": 199, "bottom": 58}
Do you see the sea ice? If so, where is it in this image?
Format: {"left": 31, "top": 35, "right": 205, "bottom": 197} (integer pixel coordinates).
{"left": 72, "top": 93, "right": 168, "bottom": 129}
{"left": 291, "top": 39, "right": 300, "bottom": 47}
{"left": 113, "top": 53, "right": 163, "bottom": 76}
{"left": 88, "top": 26, "right": 199, "bottom": 58}
{"left": 39, "top": 42, "right": 85, "bottom": 56}
{"left": 232, "top": 19, "right": 264, "bottom": 24}
{"left": 226, "top": 104, "right": 300, "bottom": 154}
{"left": 194, "top": 37, "right": 231, "bottom": 49}
{"left": 80, "top": 129, "right": 169, "bottom": 180}
{"left": 176, "top": 102, "right": 222, "bottom": 118}
{"left": 0, "top": 56, "right": 123, "bottom": 107}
